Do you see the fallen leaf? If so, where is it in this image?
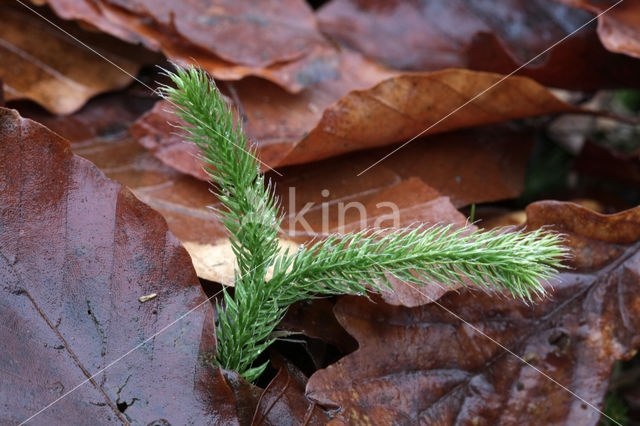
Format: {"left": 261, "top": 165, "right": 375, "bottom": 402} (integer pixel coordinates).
{"left": 0, "top": 3, "right": 144, "bottom": 114}
{"left": 133, "top": 68, "right": 574, "bottom": 176}
{"left": 560, "top": 0, "right": 640, "bottom": 59}
{"left": 38, "top": 0, "right": 341, "bottom": 92}
{"left": 524, "top": 200, "right": 640, "bottom": 271}
{"left": 317, "top": 0, "right": 640, "bottom": 90}
{"left": 467, "top": 30, "right": 640, "bottom": 91}
{"left": 318, "top": 0, "right": 586, "bottom": 69}
{"left": 43, "top": 0, "right": 325, "bottom": 67}
{"left": 277, "top": 70, "right": 575, "bottom": 166}
{"left": 252, "top": 356, "right": 330, "bottom": 425}
{"left": 306, "top": 202, "right": 640, "bottom": 425}
{"left": 0, "top": 107, "right": 242, "bottom": 424}
{"left": 574, "top": 141, "right": 640, "bottom": 186}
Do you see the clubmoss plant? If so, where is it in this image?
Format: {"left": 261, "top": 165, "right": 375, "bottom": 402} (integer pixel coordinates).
{"left": 161, "top": 66, "right": 569, "bottom": 382}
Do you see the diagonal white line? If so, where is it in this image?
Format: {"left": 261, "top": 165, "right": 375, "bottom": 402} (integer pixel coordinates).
{"left": 11, "top": 0, "right": 283, "bottom": 177}
{"left": 357, "top": 0, "right": 625, "bottom": 176}
{"left": 391, "top": 279, "right": 621, "bottom": 425}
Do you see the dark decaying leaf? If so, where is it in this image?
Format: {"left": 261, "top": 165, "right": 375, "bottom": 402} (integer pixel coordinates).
{"left": 574, "top": 141, "right": 640, "bottom": 186}
{"left": 0, "top": 3, "right": 145, "bottom": 114}
{"left": 133, "top": 68, "right": 575, "bottom": 176}
{"left": 252, "top": 356, "right": 329, "bottom": 425}
{"left": 559, "top": 0, "right": 640, "bottom": 59}
{"left": 306, "top": 201, "right": 640, "bottom": 425}
{"left": 317, "top": 0, "right": 640, "bottom": 90}
{"left": 0, "top": 107, "right": 244, "bottom": 424}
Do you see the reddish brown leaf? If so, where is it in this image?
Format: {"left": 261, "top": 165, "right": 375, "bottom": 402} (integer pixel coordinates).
{"left": 252, "top": 357, "right": 329, "bottom": 425}
{"left": 0, "top": 3, "right": 144, "bottom": 114}
{"left": 560, "top": 0, "right": 640, "bottom": 59}
{"left": 467, "top": 30, "right": 640, "bottom": 91}
{"left": 0, "top": 107, "right": 243, "bottom": 424}
{"left": 38, "top": 0, "right": 340, "bottom": 92}
{"left": 317, "top": 0, "right": 640, "bottom": 90}
{"left": 306, "top": 202, "right": 640, "bottom": 425}
{"left": 133, "top": 68, "right": 574, "bottom": 176}
{"left": 43, "top": 0, "right": 324, "bottom": 67}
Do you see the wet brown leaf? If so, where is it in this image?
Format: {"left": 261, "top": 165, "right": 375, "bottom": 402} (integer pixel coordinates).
{"left": 317, "top": 0, "right": 640, "bottom": 90}
{"left": 306, "top": 202, "right": 640, "bottom": 425}
{"left": 133, "top": 68, "right": 574, "bottom": 176}
{"left": 0, "top": 107, "right": 242, "bottom": 424}
{"left": 252, "top": 356, "right": 329, "bottom": 425}
{"left": 560, "top": 0, "right": 640, "bottom": 59}
{"left": 0, "top": 3, "right": 143, "bottom": 114}
{"left": 467, "top": 30, "right": 640, "bottom": 91}
{"left": 38, "top": 0, "right": 340, "bottom": 92}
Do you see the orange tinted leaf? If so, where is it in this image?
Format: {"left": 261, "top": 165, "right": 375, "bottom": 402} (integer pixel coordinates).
{"left": 133, "top": 68, "right": 574, "bottom": 176}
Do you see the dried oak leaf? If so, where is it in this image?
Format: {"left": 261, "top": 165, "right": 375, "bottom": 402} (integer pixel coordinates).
{"left": 306, "top": 201, "right": 640, "bottom": 425}
{"left": 132, "top": 68, "right": 574, "bottom": 176}
{"left": 37, "top": 0, "right": 339, "bottom": 92}
{"left": 0, "top": 3, "right": 143, "bottom": 114}
{"left": 559, "top": 0, "right": 640, "bottom": 59}
{"left": 0, "top": 107, "right": 244, "bottom": 424}
{"left": 252, "top": 356, "right": 330, "bottom": 425}
{"left": 317, "top": 0, "right": 640, "bottom": 90}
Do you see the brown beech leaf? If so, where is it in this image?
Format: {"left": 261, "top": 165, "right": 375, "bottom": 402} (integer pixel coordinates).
{"left": 0, "top": 3, "right": 143, "bottom": 114}
{"left": 252, "top": 356, "right": 329, "bottom": 425}
{"left": 306, "top": 202, "right": 640, "bottom": 425}
{"left": 560, "top": 0, "right": 640, "bottom": 59}
{"left": 317, "top": 0, "right": 640, "bottom": 90}
{"left": 133, "top": 68, "right": 574, "bottom": 176}
{"left": 0, "top": 107, "right": 245, "bottom": 424}
{"left": 38, "top": 0, "right": 340, "bottom": 92}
